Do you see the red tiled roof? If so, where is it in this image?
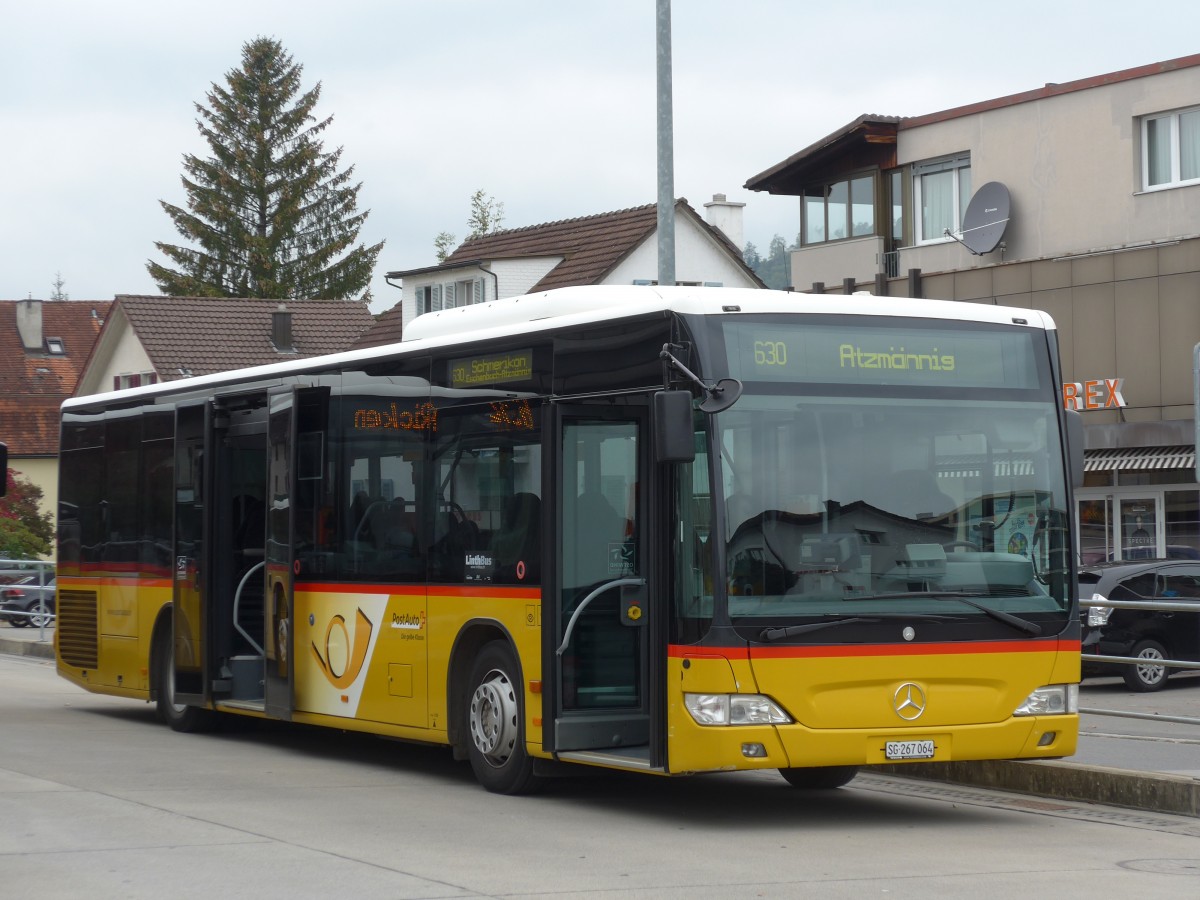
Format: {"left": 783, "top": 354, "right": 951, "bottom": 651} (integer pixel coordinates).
{"left": 0, "top": 300, "right": 110, "bottom": 456}
{"left": 439, "top": 199, "right": 756, "bottom": 292}
{"left": 352, "top": 305, "right": 404, "bottom": 350}
{"left": 111, "top": 295, "right": 376, "bottom": 379}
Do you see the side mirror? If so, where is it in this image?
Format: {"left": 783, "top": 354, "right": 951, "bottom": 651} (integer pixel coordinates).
{"left": 653, "top": 391, "right": 695, "bottom": 463}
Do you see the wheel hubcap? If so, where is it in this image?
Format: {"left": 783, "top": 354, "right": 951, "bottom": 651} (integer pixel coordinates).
{"left": 1136, "top": 648, "right": 1166, "bottom": 685}
{"left": 469, "top": 668, "right": 518, "bottom": 767}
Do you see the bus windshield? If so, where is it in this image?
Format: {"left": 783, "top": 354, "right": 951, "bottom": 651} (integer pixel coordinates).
{"left": 717, "top": 392, "right": 1072, "bottom": 640}
{"left": 700, "top": 316, "right": 1073, "bottom": 643}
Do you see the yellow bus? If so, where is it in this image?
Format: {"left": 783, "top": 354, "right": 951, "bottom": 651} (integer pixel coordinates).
{"left": 56, "top": 286, "right": 1083, "bottom": 793}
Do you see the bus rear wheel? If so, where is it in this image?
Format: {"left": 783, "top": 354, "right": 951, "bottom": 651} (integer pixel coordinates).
{"left": 154, "top": 621, "right": 216, "bottom": 733}
{"left": 465, "top": 641, "right": 542, "bottom": 794}
{"left": 779, "top": 766, "right": 858, "bottom": 789}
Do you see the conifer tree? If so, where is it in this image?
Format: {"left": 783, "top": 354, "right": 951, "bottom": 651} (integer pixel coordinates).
{"left": 147, "top": 37, "right": 383, "bottom": 301}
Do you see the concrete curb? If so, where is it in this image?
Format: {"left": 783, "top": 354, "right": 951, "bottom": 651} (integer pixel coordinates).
{"left": 0, "top": 635, "right": 55, "bottom": 660}
{"left": 880, "top": 759, "right": 1200, "bottom": 818}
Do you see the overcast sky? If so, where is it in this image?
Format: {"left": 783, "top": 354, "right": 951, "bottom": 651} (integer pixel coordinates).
{"left": 3, "top": 1, "right": 1198, "bottom": 313}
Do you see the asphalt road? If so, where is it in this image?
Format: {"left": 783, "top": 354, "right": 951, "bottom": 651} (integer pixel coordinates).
{"left": 2, "top": 652, "right": 1200, "bottom": 898}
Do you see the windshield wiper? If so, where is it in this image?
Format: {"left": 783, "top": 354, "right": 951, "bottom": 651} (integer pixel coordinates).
{"left": 847, "top": 591, "right": 1043, "bottom": 636}
{"left": 759, "top": 613, "right": 953, "bottom": 643}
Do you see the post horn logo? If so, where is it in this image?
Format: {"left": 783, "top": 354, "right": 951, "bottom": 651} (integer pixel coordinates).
{"left": 312, "top": 608, "right": 374, "bottom": 689}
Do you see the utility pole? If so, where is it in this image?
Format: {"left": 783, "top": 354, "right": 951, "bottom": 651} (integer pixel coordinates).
{"left": 656, "top": 0, "right": 675, "bottom": 287}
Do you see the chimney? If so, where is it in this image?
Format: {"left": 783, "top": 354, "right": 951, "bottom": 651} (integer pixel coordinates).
{"left": 16, "top": 299, "right": 43, "bottom": 351}
{"left": 272, "top": 304, "right": 294, "bottom": 352}
{"left": 703, "top": 193, "right": 746, "bottom": 250}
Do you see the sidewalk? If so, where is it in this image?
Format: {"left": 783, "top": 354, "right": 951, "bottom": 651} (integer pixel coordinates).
{"left": 0, "top": 622, "right": 56, "bottom": 659}
{"left": 2, "top": 626, "right": 1196, "bottom": 817}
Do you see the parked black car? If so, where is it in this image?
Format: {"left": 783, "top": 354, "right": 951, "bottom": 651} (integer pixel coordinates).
{"left": 1079, "top": 559, "right": 1200, "bottom": 691}
{"left": 0, "top": 575, "right": 56, "bottom": 627}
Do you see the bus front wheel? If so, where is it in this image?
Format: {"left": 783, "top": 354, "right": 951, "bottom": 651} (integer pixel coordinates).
{"left": 779, "top": 766, "right": 858, "bottom": 789}
{"left": 465, "top": 641, "right": 542, "bottom": 794}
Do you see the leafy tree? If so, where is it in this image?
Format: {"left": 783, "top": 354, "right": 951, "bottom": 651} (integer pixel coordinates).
{"left": 745, "top": 234, "right": 791, "bottom": 290}
{"left": 147, "top": 37, "right": 383, "bottom": 302}
{"left": 50, "top": 272, "right": 69, "bottom": 301}
{"left": 467, "top": 189, "right": 505, "bottom": 239}
{"left": 434, "top": 231, "right": 456, "bottom": 263}
{"left": 0, "top": 470, "right": 54, "bottom": 559}
{"left": 432, "top": 190, "right": 506, "bottom": 260}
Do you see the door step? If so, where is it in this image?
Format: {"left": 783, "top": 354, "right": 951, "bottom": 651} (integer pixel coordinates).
{"left": 556, "top": 747, "right": 657, "bottom": 771}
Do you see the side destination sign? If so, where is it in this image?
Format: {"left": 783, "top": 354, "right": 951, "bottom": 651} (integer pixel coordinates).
{"left": 450, "top": 349, "right": 534, "bottom": 388}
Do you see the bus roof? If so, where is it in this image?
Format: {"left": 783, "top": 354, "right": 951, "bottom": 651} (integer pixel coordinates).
{"left": 63, "top": 286, "right": 1056, "bottom": 410}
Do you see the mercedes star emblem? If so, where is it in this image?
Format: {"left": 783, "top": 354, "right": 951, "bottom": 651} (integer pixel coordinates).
{"left": 893, "top": 682, "right": 927, "bottom": 720}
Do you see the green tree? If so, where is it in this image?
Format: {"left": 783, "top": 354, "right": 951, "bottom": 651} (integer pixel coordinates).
{"left": 0, "top": 470, "right": 53, "bottom": 559}
{"left": 432, "top": 190, "right": 506, "bottom": 260}
{"left": 746, "top": 234, "right": 791, "bottom": 290}
{"left": 50, "top": 272, "right": 69, "bottom": 301}
{"left": 434, "top": 231, "right": 456, "bottom": 263}
{"left": 466, "top": 189, "right": 504, "bottom": 239}
{"left": 147, "top": 37, "right": 383, "bottom": 302}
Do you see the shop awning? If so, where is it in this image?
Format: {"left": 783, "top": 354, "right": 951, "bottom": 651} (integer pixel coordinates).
{"left": 1084, "top": 445, "right": 1195, "bottom": 472}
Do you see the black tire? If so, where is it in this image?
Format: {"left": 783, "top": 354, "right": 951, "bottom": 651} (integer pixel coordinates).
{"left": 9, "top": 613, "right": 29, "bottom": 628}
{"left": 1122, "top": 639, "right": 1170, "bottom": 692}
{"left": 464, "top": 641, "right": 542, "bottom": 795}
{"left": 155, "top": 620, "right": 217, "bottom": 732}
{"left": 28, "top": 604, "right": 53, "bottom": 628}
{"left": 779, "top": 766, "right": 859, "bottom": 789}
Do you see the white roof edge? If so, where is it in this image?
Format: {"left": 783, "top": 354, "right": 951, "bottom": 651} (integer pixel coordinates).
{"left": 63, "top": 286, "right": 1055, "bottom": 410}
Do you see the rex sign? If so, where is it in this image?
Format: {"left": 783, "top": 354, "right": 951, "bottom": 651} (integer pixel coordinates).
{"left": 1062, "top": 378, "right": 1125, "bottom": 411}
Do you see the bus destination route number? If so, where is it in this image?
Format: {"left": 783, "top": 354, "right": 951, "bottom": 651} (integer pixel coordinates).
{"left": 885, "top": 739, "right": 935, "bottom": 760}
{"left": 753, "top": 340, "right": 787, "bottom": 367}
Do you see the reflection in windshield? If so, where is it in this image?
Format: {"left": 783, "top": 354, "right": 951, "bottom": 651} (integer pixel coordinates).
{"left": 716, "top": 394, "right": 1071, "bottom": 631}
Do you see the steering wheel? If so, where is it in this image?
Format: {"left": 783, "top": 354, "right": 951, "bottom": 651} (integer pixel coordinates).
{"left": 943, "top": 540, "right": 981, "bottom": 552}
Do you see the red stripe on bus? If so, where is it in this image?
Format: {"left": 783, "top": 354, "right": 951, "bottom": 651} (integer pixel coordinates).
{"left": 669, "top": 639, "right": 1080, "bottom": 659}
{"left": 294, "top": 582, "right": 541, "bottom": 600}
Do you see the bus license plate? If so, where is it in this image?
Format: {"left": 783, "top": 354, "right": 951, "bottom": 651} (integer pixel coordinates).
{"left": 886, "top": 740, "right": 935, "bottom": 760}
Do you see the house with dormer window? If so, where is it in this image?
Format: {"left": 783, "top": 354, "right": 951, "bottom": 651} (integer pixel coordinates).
{"left": 745, "top": 53, "right": 1200, "bottom": 565}
{"left": 1, "top": 299, "right": 110, "bottom": 547}
{"left": 360, "top": 196, "right": 764, "bottom": 348}
{"left": 75, "top": 295, "right": 376, "bottom": 396}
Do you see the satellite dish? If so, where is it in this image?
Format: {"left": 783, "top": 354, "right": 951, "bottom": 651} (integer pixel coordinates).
{"left": 958, "top": 182, "right": 1011, "bottom": 255}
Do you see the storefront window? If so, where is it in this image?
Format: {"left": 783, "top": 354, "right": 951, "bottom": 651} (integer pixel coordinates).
{"left": 1120, "top": 499, "right": 1155, "bottom": 560}
{"left": 1165, "top": 489, "right": 1200, "bottom": 559}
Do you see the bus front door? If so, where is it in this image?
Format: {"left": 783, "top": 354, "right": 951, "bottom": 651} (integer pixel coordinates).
{"left": 552, "top": 409, "right": 653, "bottom": 758}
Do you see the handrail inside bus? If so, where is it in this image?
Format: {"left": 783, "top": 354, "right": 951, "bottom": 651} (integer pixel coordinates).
{"left": 556, "top": 577, "right": 646, "bottom": 657}
{"left": 233, "top": 561, "right": 266, "bottom": 656}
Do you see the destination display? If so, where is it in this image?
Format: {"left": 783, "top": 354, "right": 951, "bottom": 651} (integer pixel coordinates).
{"left": 449, "top": 348, "right": 533, "bottom": 388}
{"left": 723, "top": 321, "right": 1043, "bottom": 389}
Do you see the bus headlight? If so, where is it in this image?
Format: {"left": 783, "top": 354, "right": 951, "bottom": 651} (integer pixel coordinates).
{"left": 684, "top": 693, "right": 792, "bottom": 726}
{"left": 1014, "top": 683, "right": 1078, "bottom": 716}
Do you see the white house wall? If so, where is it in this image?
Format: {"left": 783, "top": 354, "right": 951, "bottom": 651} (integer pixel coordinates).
{"left": 75, "top": 312, "right": 154, "bottom": 397}
{"left": 607, "top": 217, "right": 760, "bottom": 287}
{"left": 399, "top": 257, "right": 563, "bottom": 330}
{"left": 898, "top": 66, "right": 1200, "bottom": 270}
